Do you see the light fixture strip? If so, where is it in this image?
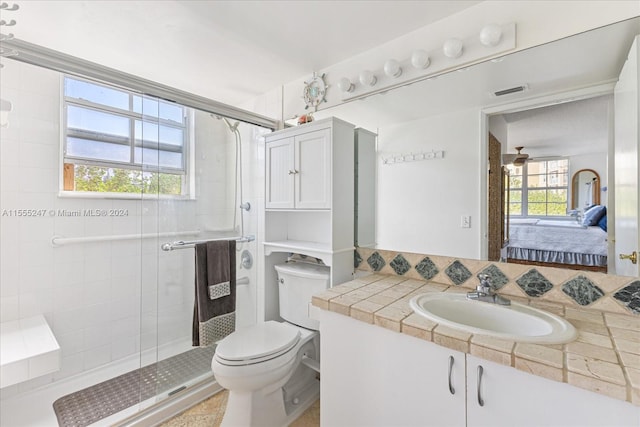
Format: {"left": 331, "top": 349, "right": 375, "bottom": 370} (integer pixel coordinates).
{"left": 339, "top": 23, "right": 516, "bottom": 102}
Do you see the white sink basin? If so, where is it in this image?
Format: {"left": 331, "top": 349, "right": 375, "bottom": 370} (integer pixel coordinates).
{"left": 409, "top": 293, "right": 577, "bottom": 344}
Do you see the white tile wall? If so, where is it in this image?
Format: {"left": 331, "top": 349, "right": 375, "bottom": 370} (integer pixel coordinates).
{"left": 0, "top": 60, "right": 263, "bottom": 394}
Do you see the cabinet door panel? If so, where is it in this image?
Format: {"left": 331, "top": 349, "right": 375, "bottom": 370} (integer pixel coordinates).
{"left": 266, "top": 137, "right": 295, "bottom": 209}
{"left": 466, "top": 355, "right": 639, "bottom": 427}
{"left": 295, "top": 128, "right": 331, "bottom": 209}
{"left": 320, "top": 310, "right": 466, "bottom": 427}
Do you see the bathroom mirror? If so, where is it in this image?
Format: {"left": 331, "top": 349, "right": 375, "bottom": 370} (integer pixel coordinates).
{"left": 571, "top": 169, "right": 600, "bottom": 210}
{"left": 312, "top": 17, "right": 640, "bottom": 274}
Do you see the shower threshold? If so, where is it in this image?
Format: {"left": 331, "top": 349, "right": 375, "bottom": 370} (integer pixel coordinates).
{"left": 53, "top": 345, "right": 216, "bottom": 427}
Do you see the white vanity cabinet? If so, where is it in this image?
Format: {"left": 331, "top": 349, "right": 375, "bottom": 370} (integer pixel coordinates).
{"left": 266, "top": 126, "right": 332, "bottom": 209}
{"left": 318, "top": 309, "right": 640, "bottom": 427}
{"left": 466, "top": 354, "right": 639, "bottom": 427}
{"left": 319, "top": 310, "right": 466, "bottom": 427}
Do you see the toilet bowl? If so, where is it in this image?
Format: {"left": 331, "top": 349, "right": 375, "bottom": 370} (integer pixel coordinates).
{"left": 211, "top": 262, "right": 329, "bottom": 427}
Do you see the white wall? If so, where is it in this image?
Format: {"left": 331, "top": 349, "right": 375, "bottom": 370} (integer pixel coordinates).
{"left": 376, "top": 108, "right": 481, "bottom": 258}
{"left": 0, "top": 59, "right": 261, "bottom": 396}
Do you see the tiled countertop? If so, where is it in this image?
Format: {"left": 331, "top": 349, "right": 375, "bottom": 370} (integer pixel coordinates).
{"left": 311, "top": 274, "right": 640, "bottom": 406}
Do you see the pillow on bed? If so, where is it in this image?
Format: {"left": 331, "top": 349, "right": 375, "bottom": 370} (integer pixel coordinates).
{"left": 597, "top": 214, "right": 607, "bottom": 232}
{"left": 583, "top": 205, "right": 606, "bottom": 226}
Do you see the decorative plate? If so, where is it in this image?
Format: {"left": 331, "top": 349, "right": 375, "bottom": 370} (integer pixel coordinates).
{"left": 303, "top": 72, "right": 328, "bottom": 111}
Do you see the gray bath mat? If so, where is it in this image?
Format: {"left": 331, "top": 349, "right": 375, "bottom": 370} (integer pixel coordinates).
{"left": 53, "top": 346, "right": 216, "bottom": 427}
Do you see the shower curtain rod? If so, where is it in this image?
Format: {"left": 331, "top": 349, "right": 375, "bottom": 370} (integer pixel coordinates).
{"left": 161, "top": 235, "right": 255, "bottom": 251}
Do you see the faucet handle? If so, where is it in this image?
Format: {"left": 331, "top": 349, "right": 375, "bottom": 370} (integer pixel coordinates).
{"left": 477, "top": 274, "right": 492, "bottom": 291}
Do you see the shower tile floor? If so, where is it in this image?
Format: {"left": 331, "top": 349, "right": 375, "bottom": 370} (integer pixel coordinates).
{"left": 160, "top": 390, "right": 320, "bottom": 427}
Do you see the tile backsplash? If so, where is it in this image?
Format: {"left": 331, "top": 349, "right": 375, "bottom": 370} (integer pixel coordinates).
{"left": 355, "top": 248, "right": 639, "bottom": 316}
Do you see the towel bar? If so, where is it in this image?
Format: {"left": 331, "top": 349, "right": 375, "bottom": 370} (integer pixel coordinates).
{"left": 161, "top": 235, "right": 255, "bottom": 251}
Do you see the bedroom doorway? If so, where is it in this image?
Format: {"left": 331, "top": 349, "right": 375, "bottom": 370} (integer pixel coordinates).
{"left": 485, "top": 93, "right": 612, "bottom": 273}
{"left": 487, "top": 133, "right": 510, "bottom": 262}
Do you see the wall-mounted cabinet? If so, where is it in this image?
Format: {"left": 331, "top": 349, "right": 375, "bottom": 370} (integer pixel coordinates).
{"left": 262, "top": 118, "right": 357, "bottom": 321}
{"left": 266, "top": 127, "right": 332, "bottom": 209}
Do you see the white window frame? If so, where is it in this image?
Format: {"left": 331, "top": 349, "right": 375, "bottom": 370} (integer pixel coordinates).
{"left": 509, "top": 157, "right": 570, "bottom": 217}
{"left": 60, "top": 75, "right": 194, "bottom": 199}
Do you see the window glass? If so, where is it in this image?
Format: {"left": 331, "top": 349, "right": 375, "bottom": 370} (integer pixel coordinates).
{"left": 67, "top": 105, "right": 130, "bottom": 138}
{"left": 63, "top": 76, "right": 188, "bottom": 195}
{"left": 64, "top": 78, "right": 129, "bottom": 110}
{"left": 507, "top": 158, "right": 569, "bottom": 217}
{"left": 66, "top": 137, "right": 131, "bottom": 163}
{"left": 134, "top": 147, "right": 183, "bottom": 169}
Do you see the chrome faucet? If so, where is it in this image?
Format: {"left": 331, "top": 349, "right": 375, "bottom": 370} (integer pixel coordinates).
{"left": 466, "top": 274, "right": 511, "bottom": 305}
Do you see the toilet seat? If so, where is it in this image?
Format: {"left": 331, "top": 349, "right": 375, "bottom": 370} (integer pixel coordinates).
{"left": 215, "top": 321, "right": 301, "bottom": 366}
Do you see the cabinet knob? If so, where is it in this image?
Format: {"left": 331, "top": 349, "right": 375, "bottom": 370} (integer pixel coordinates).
{"left": 288, "top": 170, "right": 298, "bottom": 175}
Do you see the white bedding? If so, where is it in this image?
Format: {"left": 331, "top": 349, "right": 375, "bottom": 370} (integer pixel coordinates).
{"left": 507, "top": 222, "right": 607, "bottom": 267}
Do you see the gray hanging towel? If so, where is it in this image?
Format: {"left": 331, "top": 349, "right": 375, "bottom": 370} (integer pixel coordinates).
{"left": 193, "top": 240, "right": 236, "bottom": 347}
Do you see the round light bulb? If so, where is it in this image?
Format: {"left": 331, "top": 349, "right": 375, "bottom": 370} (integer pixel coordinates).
{"left": 410, "top": 49, "right": 430, "bottom": 69}
{"left": 479, "top": 24, "right": 502, "bottom": 47}
{"left": 359, "top": 70, "right": 377, "bottom": 87}
{"left": 337, "top": 77, "right": 354, "bottom": 93}
{"left": 383, "top": 59, "right": 402, "bottom": 78}
{"left": 443, "top": 38, "right": 463, "bottom": 58}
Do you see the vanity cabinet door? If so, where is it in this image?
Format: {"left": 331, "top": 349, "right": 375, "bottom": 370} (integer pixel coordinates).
{"left": 265, "top": 128, "right": 332, "bottom": 210}
{"left": 319, "top": 310, "right": 466, "bottom": 427}
{"left": 466, "top": 354, "right": 639, "bottom": 427}
{"left": 266, "top": 136, "right": 295, "bottom": 209}
{"left": 294, "top": 127, "right": 331, "bottom": 209}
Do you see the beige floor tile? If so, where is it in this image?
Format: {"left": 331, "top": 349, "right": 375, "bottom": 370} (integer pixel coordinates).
{"left": 160, "top": 391, "right": 319, "bottom": 427}
{"left": 290, "top": 398, "right": 320, "bottom": 427}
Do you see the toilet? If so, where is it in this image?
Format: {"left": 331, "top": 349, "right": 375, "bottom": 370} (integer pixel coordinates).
{"left": 211, "top": 261, "right": 329, "bottom": 427}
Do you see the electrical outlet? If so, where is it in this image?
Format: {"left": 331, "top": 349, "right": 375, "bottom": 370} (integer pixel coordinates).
{"left": 461, "top": 215, "right": 471, "bottom": 228}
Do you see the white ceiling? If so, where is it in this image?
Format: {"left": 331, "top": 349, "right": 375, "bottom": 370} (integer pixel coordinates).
{"left": 501, "top": 95, "right": 612, "bottom": 157}
{"left": 11, "top": 0, "right": 481, "bottom": 105}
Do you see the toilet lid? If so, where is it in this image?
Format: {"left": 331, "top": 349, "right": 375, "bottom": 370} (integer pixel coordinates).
{"left": 215, "top": 321, "right": 301, "bottom": 363}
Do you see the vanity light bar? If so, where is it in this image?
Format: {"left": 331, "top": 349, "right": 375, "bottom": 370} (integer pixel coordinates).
{"left": 338, "top": 23, "right": 516, "bottom": 102}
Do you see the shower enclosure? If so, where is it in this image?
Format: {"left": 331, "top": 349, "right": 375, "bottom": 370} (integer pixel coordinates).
{"left": 0, "top": 44, "right": 274, "bottom": 425}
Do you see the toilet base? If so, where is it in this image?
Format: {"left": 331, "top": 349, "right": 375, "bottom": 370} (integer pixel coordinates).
{"left": 220, "top": 377, "right": 319, "bottom": 427}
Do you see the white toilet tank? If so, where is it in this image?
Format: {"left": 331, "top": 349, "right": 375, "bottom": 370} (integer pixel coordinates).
{"left": 274, "top": 262, "right": 330, "bottom": 330}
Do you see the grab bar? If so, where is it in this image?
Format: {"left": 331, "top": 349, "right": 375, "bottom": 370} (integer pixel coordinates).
{"left": 52, "top": 230, "right": 199, "bottom": 247}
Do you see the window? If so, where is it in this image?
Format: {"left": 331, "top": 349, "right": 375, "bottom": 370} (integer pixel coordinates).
{"left": 63, "top": 76, "right": 189, "bottom": 196}
{"left": 507, "top": 158, "right": 569, "bottom": 217}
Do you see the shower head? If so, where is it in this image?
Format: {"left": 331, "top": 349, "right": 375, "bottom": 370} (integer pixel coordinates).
{"left": 211, "top": 114, "right": 240, "bottom": 133}
{"left": 223, "top": 118, "right": 240, "bottom": 133}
